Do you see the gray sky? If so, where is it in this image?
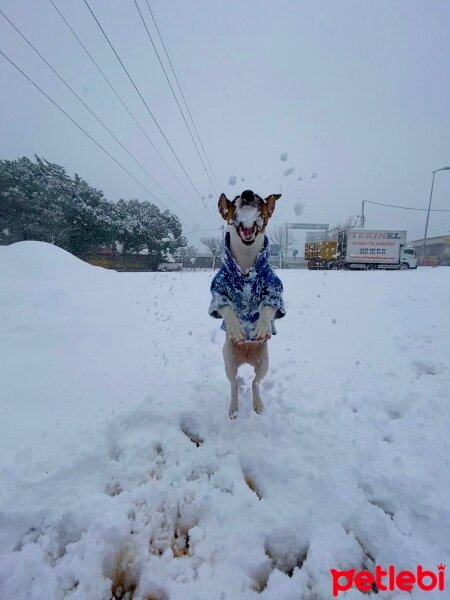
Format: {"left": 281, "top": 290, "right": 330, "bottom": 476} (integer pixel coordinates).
{"left": 1, "top": 0, "right": 450, "bottom": 251}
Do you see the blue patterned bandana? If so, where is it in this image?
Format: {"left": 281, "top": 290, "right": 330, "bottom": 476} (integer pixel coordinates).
{"left": 209, "top": 232, "right": 286, "bottom": 340}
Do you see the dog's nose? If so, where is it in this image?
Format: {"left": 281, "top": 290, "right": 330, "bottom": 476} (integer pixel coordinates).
{"left": 240, "top": 190, "right": 255, "bottom": 204}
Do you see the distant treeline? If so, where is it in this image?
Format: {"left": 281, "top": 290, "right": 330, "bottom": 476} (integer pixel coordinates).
{"left": 0, "top": 156, "right": 186, "bottom": 269}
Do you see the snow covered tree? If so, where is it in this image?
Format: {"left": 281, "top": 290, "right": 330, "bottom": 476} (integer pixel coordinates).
{"left": 109, "top": 199, "right": 185, "bottom": 268}
{"left": 0, "top": 156, "right": 109, "bottom": 252}
{"left": 145, "top": 207, "right": 186, "bottom": 269}
{"left": 0, "top": 156, "right": 71, "bottom": 245}
{"left": 174, "top": 245, "right": 198, "bottom": 265}
{"left": 0, "top": 156, "right": 186, "bottom": 268}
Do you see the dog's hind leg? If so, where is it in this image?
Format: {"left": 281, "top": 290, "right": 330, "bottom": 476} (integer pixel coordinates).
{"left": 223, "top": 339, "right": 240, "bottom": 419}
{"left": 252, "top": 343, "right": 269, "bottom": 414}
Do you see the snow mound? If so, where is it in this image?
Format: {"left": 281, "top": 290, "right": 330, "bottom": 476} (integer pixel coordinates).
{"left": 0, "top": 241, "right": 97, "bottom": 280}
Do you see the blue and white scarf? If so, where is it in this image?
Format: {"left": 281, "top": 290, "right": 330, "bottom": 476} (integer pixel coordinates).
{"left": 209, "top": 232, "right": 286, "bottom": 339}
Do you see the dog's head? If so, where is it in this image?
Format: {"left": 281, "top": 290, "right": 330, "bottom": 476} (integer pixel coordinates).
{"left": 218, "top": 190, "right": 281, "bottom": 245}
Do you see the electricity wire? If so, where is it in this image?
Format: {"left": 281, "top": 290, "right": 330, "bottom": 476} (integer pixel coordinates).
{"left": 48, "top": 0, "right": 206, "bottom": 217}
{"left": 365, "top": 200, "right": 450, "bottom": 212}
{"left": 0, "top": 48, "right": 194, "bottom": 227}
{"left": 145, "top": 0, "right": 221, "bottom": 192}
{"left": 83, "top": 0, "right": 217, "bottom": 225}
{"left": 0, "top": 7, "right": 196, "bottom": 225}
{"left": 133, "top": 0, "right": 219, "bottom": 197}
{"left": 408, "top": 221, "right": 450, "bottom": 236}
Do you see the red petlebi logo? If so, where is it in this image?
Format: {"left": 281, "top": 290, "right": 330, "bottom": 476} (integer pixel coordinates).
{"left": 331, "top": 563, "right": 446, "bottom": 596}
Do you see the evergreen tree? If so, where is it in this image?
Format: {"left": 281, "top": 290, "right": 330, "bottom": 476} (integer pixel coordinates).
{"left": 0, "top": 156, "right": 186, "bottom": 268}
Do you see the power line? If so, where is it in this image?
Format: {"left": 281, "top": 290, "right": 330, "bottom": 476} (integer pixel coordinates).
{"left": 408, "top": 220, "right": 450, "bottom": 235}
{"left": 133, "top": 0, "right": 219, "bottom": 197}
{"left": 0, "top": 7, "right": 196, "bottom": 226}
{"left": 0, "top": 48, "right": 195, "bottom": 227}
{"left": 365, "top": 200, "right": 450, "bottom": 212}
{"left": 145, "top": 0, "right": 221, "bottom": 193}
{"left": 83, "top": 0, "right": 217, "bottom": 225}
{"left": 48, "top": 0, "right": 205, "bottom": 217}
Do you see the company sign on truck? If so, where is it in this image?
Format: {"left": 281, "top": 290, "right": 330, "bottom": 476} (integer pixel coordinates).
{"left": 346, "top": 230, "right": 406, "bottom": 264}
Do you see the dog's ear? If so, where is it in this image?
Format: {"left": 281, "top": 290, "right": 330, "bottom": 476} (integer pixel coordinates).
{"left": 218, "top": 193, "right": 233, "bottom": 221}
{"left": 264, "top": 194, "right": 281, "bottom": 219}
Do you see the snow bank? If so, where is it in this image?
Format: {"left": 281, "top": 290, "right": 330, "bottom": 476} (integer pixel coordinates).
{"left": 1, "top": 242, "right": 449, "bottom": 599}
{"left": 0, "top": 240, "right": 98, "bottom": 280}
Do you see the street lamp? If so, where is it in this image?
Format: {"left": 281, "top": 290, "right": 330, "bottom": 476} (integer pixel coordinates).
{"left": 421, "top": 167, "right": 450, "bottom": 265}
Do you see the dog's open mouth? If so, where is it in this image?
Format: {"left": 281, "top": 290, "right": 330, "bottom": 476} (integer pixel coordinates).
{"left": 237, "top": 224, "right": 257, "bottom": 244}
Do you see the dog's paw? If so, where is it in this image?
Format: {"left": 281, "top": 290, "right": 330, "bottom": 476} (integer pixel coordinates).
{"left": 253, "top": 318, "right": 272, "bottom": 342}
{"left": 229, "top": 398, "right": 239, "bottom": 420}
{"left": 225, "top": 316, "right": 246, "bottom": 344}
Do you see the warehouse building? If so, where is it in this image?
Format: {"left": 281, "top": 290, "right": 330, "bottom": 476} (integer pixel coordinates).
{"left": 409, "top": 235, "right": 450, "bottom": 266}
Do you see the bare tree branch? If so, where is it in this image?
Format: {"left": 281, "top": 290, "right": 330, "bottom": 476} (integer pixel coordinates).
{"left": 269, "top": 224, "right": 296, "bottom": 249}
{"left": 201, "top": 236, "right": 222, "bottom": 269}
{"left": 328, "top": 216, "right": 359, "bottom": 240}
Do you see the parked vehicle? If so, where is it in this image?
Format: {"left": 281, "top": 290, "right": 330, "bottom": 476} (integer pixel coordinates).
{"left": 158, "top": 262, "right": 183, "bottom": 272}
{"left": 305, "top": 229, "right": 417, "bottom": 270}
{"left": 304, "top": 240, "right": 337, "bottom": 269}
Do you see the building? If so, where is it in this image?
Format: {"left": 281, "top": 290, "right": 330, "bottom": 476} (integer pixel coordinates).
{"left": 409, "top": 235, "right": 450, "bottom": 266}
{"left": 306, "top": 231, "right": 327, "bottom": 243}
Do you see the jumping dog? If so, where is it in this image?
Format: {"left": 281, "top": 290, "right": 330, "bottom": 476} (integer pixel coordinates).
{"left": 209, "top": 190, "right": 285, "bottom": 418}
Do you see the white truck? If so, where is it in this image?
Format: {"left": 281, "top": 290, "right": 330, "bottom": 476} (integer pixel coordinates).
{"left": 336, "top": 229, "right": 417, "bottom": 270}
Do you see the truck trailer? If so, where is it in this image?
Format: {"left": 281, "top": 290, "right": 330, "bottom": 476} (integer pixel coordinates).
{"left": 304, "top": 240, "right": 337, "bottom": 269}
{"left": 305, "top": 229, "right": 417, "bottom": 270}
{"left": 336, "top": 229, "right": 417, "bottom": 270}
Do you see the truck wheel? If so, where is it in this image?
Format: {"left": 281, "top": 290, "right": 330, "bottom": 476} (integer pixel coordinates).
{"left": 366, "top": 264, "right": 376, "bottom": 271}
{"left": 399, "top": 262, "right": 409, "bottom": 270}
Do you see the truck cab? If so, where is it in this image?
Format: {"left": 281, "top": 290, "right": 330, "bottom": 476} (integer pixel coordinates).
{"left": 400, "top": 245, "right": 417, "bottom": 269}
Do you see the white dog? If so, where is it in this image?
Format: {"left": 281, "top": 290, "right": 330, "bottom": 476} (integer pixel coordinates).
{"left": 209, "top": 190, "right": 285, "bottom": 418}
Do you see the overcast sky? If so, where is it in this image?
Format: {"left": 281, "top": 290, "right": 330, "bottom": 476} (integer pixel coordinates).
{"left": 1, "top": 0, "right": 450, "bottom": 250}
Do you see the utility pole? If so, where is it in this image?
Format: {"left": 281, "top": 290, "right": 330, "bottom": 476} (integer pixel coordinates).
{"left": 421, "top": 167, "right": 450, "bottom": 265}
{"left": 361, "top": 200, "right": 366, "bottom": 228}
{"left": 220, "top": 224, "right": 225, "bottom": 258}
{"left": 285, "top": 224, "right": 289, "bottom": 268}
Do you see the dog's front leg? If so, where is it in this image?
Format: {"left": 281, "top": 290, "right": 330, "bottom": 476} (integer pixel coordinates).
{"left": 253, "top": 306, "right": 276, "bottom": 342}
{"left": 218, "top": 306, "right": 246, "bottom": 344}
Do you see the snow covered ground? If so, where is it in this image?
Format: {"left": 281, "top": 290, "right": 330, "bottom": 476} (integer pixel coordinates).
{"left": 1, "top": 241, "right": 449, "bottom": 600}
